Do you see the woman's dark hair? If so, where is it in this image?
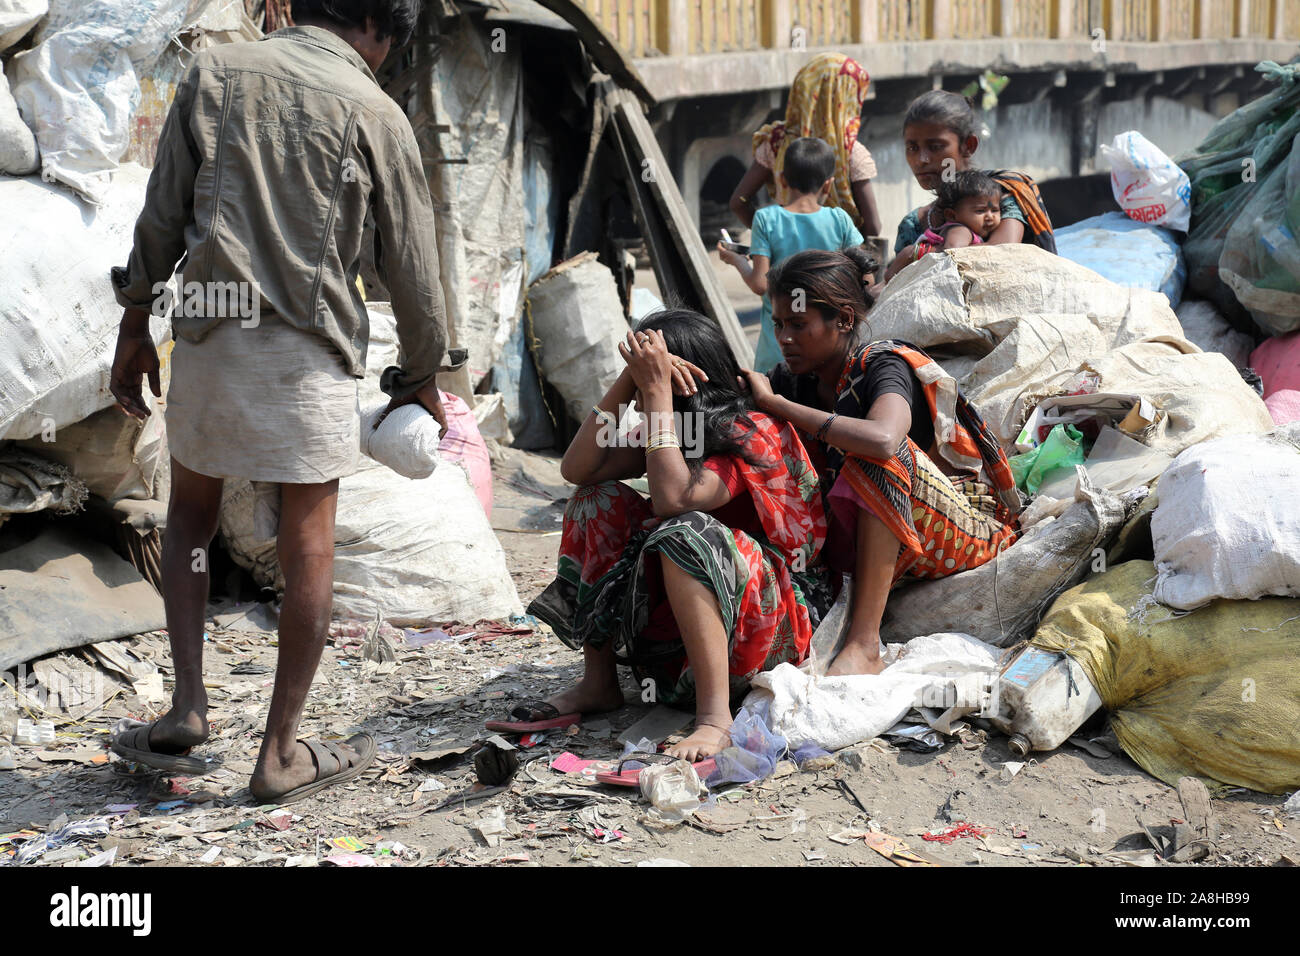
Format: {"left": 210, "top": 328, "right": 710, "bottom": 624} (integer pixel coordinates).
{"left": 291, "top": 0, "right": 420, "bottom": 45}
{"left": 903, "top": 90, "right": 978, "bottom": 143}
{"left": 766, "top": 247, "right": 878, "bottom": 338}
{"left": 935, "top": 169, "right": 1001, "bottom": 211}
{"left": 634, "top": 308, "right": 764, "bottom": 476}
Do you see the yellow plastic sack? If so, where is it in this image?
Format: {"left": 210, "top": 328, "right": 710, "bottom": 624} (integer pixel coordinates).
{"left": 1032, "top": 560, "right": 1300, "bottom": 794}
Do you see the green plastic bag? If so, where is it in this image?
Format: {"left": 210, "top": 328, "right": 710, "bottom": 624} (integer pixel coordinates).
{"left": 1009, "top": 423, "right": 1084, "bottom": 495}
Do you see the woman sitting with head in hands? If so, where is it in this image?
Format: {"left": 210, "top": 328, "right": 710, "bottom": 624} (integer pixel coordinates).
{"left": 489, "top": 308, "right": 831, "bottom": 764}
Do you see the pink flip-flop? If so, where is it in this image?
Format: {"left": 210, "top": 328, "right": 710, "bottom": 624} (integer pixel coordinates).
{"left": 484, "top": 700, "right": 581, "bottom": 734}
{"left": 595, "top": 752, "right": 718, "bottom": 788}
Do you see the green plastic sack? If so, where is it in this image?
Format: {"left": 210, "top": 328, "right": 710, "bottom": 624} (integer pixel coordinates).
{"left": 1032, "top": 560, "right": 1300, "bottom": 794}
{"left": 1009, "top": 423, "right": 1084, "bottom": 494}
{"left": 1179, "top": 60, "right": 1300, "bottom": 334}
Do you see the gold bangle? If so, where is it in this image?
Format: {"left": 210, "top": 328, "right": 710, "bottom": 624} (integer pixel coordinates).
{"left": 645, "top": 433, "right": 681, "bottom": 451}
{"left": 647, "top": 443, "right": 681, "bottom": 453}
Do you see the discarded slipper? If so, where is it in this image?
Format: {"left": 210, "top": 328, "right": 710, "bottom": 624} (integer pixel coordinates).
{"left": 595, "top": 752, "right": 717, "bottom": 788}
{"left": 260, "top": 734, "right": 377, "bottom": 806}
{"left": 485, "top": 700, "right": 581, "bottom": 733}
{"left": 109, "top": 719, "right": 210, "bottom": 775}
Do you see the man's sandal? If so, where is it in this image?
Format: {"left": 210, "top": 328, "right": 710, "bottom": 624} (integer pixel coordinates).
{"left": 484, "top": 700, "right": 581, "bottom": 733}
{"left": 260, "top": 734, "right": 377, "bottom": 806}
{"left": 595, "top": 751, "right": 718, "bottom": 788}
{"left": 109, "top": 718, "right": 210, "bottom": 775}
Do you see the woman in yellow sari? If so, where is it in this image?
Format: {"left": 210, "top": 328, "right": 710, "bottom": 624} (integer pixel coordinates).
{"left": 728, "top": 52, "right": 882, "bottom": 236}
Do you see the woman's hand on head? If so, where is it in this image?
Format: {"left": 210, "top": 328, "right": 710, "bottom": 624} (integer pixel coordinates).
{"left": 668, "top": 354, "right": 708, "bottom": 397}
{"left": 737, "top": 368, "right": 776, "bottom": 413}
{"left": 618, "top": 328, "right": 674, "bottom": 399}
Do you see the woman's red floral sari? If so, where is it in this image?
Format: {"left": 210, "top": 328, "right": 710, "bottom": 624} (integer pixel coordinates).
{"left": 529, "top": 412, "right": 830, "bottom": 706}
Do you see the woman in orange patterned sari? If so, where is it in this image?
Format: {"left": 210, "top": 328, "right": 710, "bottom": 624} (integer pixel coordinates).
{"left": 740, "top": 248, "right": 1021, "bottom": 676}
{"left": 499, "top": 309, "right": 829, "bottom": 761}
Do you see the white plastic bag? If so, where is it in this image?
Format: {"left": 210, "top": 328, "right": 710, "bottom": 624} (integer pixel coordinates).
{"left": 0, "top": 68, "right": 39, "bottom": 174}
{"left": 1152, "top": 423, "right": 1300, "bottom": 609}
{"left": 8, "top": 0, "right": 189, "bottom": 203}
{"left": 359, "top": 401, "right": 440, "bottom": 480}
{"left": 1099, "top": 131, "right": 1192, "bottom": 232}
{"left": 0, "top": 164, "right": 169, "bottom": 441}
{"left": 0, "top": 0, "right": 47, "bottom": 52}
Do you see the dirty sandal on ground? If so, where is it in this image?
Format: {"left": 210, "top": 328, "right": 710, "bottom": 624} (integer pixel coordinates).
{"left": 484, "top": 700, "right": 581, "bottom": 733}
{"left": 595, "top": 751, "right": 717, "bottom": 788}
{"left": 109, "top": 718, "right": 211, "bottom": 775}
{"left": 261, "top": 734, "right": 377, "bottom": 806}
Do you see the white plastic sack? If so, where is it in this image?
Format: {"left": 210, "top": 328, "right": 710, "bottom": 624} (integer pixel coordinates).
{"left": 527, "top": 252, "right": 630, "bottom": 423}
{"left": 0, "top": 164, "right": 170, "bottom": 441}
{"left": 0, "top": 67, "right": 38, "bottom": 174}
{"left": 0, "top": 0, "right": 46, "bottom": 52}
{"left": 1152, "top": 423, "right": 1300, "bottom": 609}
{"left": 742, "top": 633, "right": 1003, "bottom": 752}
{"left": 1175, "top": 299, "right": 1255, "bottom": 369}
{"left": 8, "top": 0, "right": 189, "bottom": 203}
{"left": 218, "top": 307, "right": 522, "bottom": 625}
{"left": 359, "top": 401, "right": 440, "bottom": 480}
{"left": 1099, "top": 130, "right": 1192, "bottom": 232}
{"left": 880, "top": 478, "right": 1127, "bottom": 648}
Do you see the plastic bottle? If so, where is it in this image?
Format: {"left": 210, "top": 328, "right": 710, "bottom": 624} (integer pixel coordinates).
{"left": 986, "top": 646, "right": 1103, "bottom": 754}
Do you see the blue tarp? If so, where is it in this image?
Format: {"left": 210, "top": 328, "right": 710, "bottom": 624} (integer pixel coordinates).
{"left": 1055, "top": 211, "right": 1187, "bottom": 307}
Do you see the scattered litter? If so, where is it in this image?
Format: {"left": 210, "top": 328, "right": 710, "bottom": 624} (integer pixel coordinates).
{"left": 639, "top": 760, "right": 705, "bottom": 823}
{"left": 473, "top": 738, "right": 520, "bottom": 785}
{"left": 1001, "top": 761, "right": 1027, "bottom": 782}
{"left": 637, "top": 858, "right": 690, "bottom": 867}
{"left": 14, "top": 817, "right": 113, "bottom": 866}
{"left": 922, "top": 822, "right": 996, "bottom": 844}
{"left": 13, "top": 718, "right": 55, "bottom": 746}
{"left": 864, "top": 832, "right": 938, "bottom": 867}
{"left": 472, "top": 806, "right": 509, "bottom": 847}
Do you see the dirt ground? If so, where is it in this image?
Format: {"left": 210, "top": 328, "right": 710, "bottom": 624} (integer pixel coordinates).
{"left": 2, "top": 445, "right": 1298, "bottom": 869}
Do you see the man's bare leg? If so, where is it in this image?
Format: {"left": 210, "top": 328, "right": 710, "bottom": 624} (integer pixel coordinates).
{"left": 148, "top": 458, "right": 223, "bottom": 753}
{"left": 660, "top": 555, "right": 733, "bottom": 762}
{"left": 828, "top": 507, "right": 899, "bottom": 676}
{"left": 250, "top": 479, "right": 358, "bottom": 799}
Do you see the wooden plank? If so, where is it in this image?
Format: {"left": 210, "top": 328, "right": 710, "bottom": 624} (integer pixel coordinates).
{"left": 606, "top": 86, "right": 753, "bottom": 366}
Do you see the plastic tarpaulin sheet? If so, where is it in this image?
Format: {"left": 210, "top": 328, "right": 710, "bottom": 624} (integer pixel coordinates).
{"left": 1055, "top": 211, "right": 1186, "bottom": 307}
{"left": 0, "top": 526, "right": 165, "bottom": 673}
{"left": 492, "top": 121, "right": 559, "bottom": 449}
{"left": 1033, "top": 560, "right": 1300, "bottom": 795}
{"left": 425, "top": 15, "right": 526, "bottom": 389}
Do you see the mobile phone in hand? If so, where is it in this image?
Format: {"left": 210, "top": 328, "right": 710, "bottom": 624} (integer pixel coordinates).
{"left": 719, "top": 228, "right": 749, "bottom": 256}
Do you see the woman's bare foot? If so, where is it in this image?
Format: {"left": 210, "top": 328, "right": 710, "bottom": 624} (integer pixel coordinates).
{"left": 666, "top": 719, "right": 732, "bottom": 763}
{"left": 545, "top": 675, "right": 626, "bottom": 718}
{"left": 826, "top": 643, "right": 887, "bottom": 677}
{"left": 250, "top": 738, "right": 365, "bottom": 802}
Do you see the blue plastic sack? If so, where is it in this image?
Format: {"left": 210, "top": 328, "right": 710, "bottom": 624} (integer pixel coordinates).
{"left": 1056, "top": 211, "right": 1186, "bottom": 307}
{"left": 705, "top": 707, "right": 789, "bottom": 786}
